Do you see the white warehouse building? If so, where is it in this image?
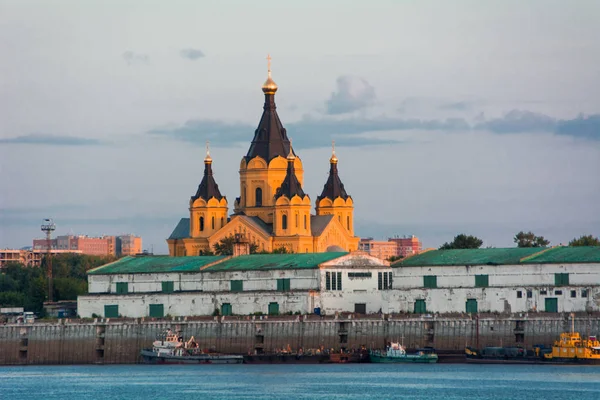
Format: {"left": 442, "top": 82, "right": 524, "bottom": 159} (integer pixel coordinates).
{"left": 77, "top": 246, "right": 600, "bottom": 318}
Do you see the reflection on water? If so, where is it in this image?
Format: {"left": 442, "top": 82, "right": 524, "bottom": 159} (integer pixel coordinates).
{"left": 1, "top": 364, "right": 600, "bottom": 400}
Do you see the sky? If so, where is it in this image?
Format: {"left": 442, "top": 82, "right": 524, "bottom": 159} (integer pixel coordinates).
{"left": 1, "top": 0, "right": 599, "bottom": 254}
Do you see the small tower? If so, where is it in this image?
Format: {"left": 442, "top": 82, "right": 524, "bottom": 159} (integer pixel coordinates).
{"left": 273, "top": 141, "right": 312, "bottom": 252}
{"left": 315, "top": 141, "right": 355, "bottom": 236}
{"left": 189, "top": 142, "right": 228, "bottom": 240}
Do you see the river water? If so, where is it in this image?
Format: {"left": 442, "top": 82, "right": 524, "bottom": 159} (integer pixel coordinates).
{"left": 1, "top": 364, "right": 599, "bottom": 399}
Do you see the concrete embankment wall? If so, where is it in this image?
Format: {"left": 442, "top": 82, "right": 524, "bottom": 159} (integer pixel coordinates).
{"left": 1, "top": 314, "right": 599, "bottom": 365}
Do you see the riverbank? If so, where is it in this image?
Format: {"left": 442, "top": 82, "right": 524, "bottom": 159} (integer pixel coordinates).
{"left": 1, "top": 313, "right": 599, "bottom": 365}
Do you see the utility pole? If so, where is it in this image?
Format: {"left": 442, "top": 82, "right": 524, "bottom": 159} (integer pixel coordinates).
{"left": 41, "top": 218, "right": 56, "bottom": 302}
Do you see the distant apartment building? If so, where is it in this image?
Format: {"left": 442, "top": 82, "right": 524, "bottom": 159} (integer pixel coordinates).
{"left": 359, "top": 235, "right": 422, "bottom": 260}
{"left": 0, "top": 249, "right": 82, "bottom": 268}
{"left": 32, "top": 234, "right": 142, "bottom": 257}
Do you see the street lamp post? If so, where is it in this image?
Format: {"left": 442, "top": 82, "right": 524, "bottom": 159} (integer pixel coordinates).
{"left": 41, "top": 218, "right": 56, "bottom": 302}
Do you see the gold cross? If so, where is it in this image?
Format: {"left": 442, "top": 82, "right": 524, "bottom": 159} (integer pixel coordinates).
{"left": 266, "top": 54, "right": 272, "bottom": 72}
{"left": 332, "top": 140, "right": 336, "bottom": 155}
{"left": 206, "top": 140, "right": 210, "bottom": 156}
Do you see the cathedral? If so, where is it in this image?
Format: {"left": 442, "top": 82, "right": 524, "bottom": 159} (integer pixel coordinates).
{"left": 167, "top": 58, "right": 360, "bottom": 256}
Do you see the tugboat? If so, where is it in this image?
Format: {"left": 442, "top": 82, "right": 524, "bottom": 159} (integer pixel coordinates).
{"left": 140, "top": 329, "right": 243, "bottom": 364}
{"left": 543, "top": 331, "right": 600, "bottom": 364}
{"left": 369, "top": 342, "right": 438, "bottom": 363}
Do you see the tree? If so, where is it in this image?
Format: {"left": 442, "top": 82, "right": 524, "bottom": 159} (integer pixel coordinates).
{"left": 514, "top": 231, "right": 550, "bottom": 248}
{"left": 439, "top": 234, "right": 483, "bottom": 250}
{"left": 271, "top": 246, "right": 291, "bottom": 254}
{"left": 568, "top": 235, "right": 600, "bottom": 247}
{"left": 213, "top": 236, "right": 259, "bottom": 255}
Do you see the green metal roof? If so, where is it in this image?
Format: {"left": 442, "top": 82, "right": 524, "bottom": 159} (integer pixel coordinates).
{"left": 394, "top": 247, "right": 546, "bottom": 267}
{"left": 88, "top": 255, "right": 226, "bottom": 275}
{"left": 202, "top": 252, "right": 348, "bottom": 272}
{"left": 523, "top": 246, "right": 600, "bottom": 264}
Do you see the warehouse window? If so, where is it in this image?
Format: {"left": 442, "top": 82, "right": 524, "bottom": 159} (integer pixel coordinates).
{"left": 423, "top": 275, "right": 437, "bottom": 289}
{"left": 349, "top": 272, "right": 372, "bottom": 278}
{"left": 161, "top": 281, "right": 174, "bottom": 293}
{"left": 326, "top": 272, "right": 331, "bottom": 290}
{"left": 230, "top": 280, "right": 243, "bottom": 292}
{"left": 517, "top": 291, "right": 522, "bottom": 299}
{"left": 527, "top": 290, "right": 533, "bottom": 298}
{"left": 277, "top": 278, "right": 291, "bottom": 292}
{"left": 571, "top": 290, "right": 576, "bottom": 298}
{"left": 268, "top": 302, "right": 279, "bottom": 315}
{"left": 414, "top": 299, "right": 427, "bottom": 314}
{"left": 466, "top": 299, "right": 478, "bottom": 314}
{"left": 582, "top": 289, "right": 588, "bottom": 298}
{"left": 554, "top": 273, "right": 569, "bottom": 286}
{"left": 326, "top": 272, "right": 342, "bottom": 291}
{"left": 149, "top": 304, "right": 164, "bottom": 318}
{"left": 115, "top": 282, "right": 129, "bottom": 294}
{"left": 104, "top": 305, "right": 119, "bottom": 318}
{"left": 221, "top": 303, "right": 232, "bottom": 316}
{"left": 475, "top": 275, "right": 489, "bottom": 288}
{"left": 337, "top": 272, "right": 342, "bottom": 290}
{"left": 378, "top": 272, "right": 393, "bottom": 290}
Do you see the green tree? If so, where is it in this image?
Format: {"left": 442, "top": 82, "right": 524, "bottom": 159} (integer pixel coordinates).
{"left": 568, "top": 235, "right": 600, "bottom": 247}
{"left": 514, "top": 231, "right": 550, "bottom": 247}
{"left": 54, "top": 277, "right": 88, "bottom": 301}
{"left": 439, "top": 234, "right": 483, "bottom": 250}
{"left": 213, "top": 236, "right": 259, "bottom": 255}
{"left": 271, "top": 246, "right": 291, "bottom": 254}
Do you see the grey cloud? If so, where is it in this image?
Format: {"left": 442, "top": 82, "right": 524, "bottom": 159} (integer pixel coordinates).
{"left": 122, "top": 51, "right": 150, "bottom": 65}
{"left": 439, "top": 101, "right": 472, "bottom": 111}
{"left": 148, "top": 115, "right": 469, "bottom": 149}
{"left": 0, "top": 134, "right": 105, "bottom": 146}
{"left": 476, "top": 110, "right": 556, "bottom": 133}
{"left": 180, "top": 48, "right": 205, "bottom": 60}
{"left": 556, "top": 114, "right": 600, "bottom": 140}
{"left": 476, "top": 110, "right": 600, "bottom": 140}
{"left": 325, "top": 76, "right": 376, "bottom": 114}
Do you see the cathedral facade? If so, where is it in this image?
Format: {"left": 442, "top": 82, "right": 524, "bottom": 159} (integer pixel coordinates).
{"left": 167, "top": 61, "right": 359, "bottom": 256}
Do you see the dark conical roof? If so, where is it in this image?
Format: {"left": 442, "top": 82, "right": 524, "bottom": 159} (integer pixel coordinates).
{"left": 191, "top": 159, "right": 224, "bottom": 202}
{"left": 317, "top": 158, "right": 350, "bottom": 202}
{"left": 275, "top": 154, "right": 306, "bottom": 200}
{"left": 245, "top": 92, "right": 293, "bottom": 162}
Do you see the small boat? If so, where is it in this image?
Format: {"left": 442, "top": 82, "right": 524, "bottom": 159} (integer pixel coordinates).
{"left": 464, "top": 345, "right": 550, "bottom": 364}
{"left": 140, "top": 329, "right": 243, "bottom": 364}
{"left": 369, "top": 342, "right": 438, "bottom": 363}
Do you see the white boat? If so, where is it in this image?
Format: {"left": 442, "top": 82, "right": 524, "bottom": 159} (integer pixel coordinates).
{"left": 140, "top": 329, "right": 243, "bottom": 364}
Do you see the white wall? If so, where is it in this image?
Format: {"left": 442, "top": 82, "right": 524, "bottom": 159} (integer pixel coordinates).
{"left": 88, "top": 269, "right": 319, "bottom": 294}
{"left": 78, "top": 291, "right": 315, "bottom": 318}
{"left": 382, "top": 286, "right": 600, "bottom": 314}
{"left": 392, "top": 263, "right": 600, "bottom": 289}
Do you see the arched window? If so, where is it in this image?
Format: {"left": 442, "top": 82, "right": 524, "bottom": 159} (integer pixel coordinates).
{"left": 282, "top": 214, "right": 288, "bottom": 230}
{"left": 347, "top": 216, "right": 350, "bottom": 230}
{"left": 211, "top": 216, "right": 215, "bottom": 230}
{"left": 255, "top": 187, "right": 262, "bottom": 207}
{"left": 304, "top": 214, "right": 307, "bottom": 229}
{"left": 295, "top": 213, "right": 299, "bottom": 228}
{"left": 243, "top": 186, "right": 247, "bottom": 207}
{"left": 199, "top": 216, "right": 204, "bottom": 231}
{"left": 221, "top": 217, "right": 224, "bottom": 228}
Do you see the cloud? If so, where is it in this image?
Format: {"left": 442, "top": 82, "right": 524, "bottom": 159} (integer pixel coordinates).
{"left": 438, "top": 101, "right": 472, "bottom": 111}
{"left": 148, "top": 115, "right": 469, "bottom": 149}
{"left": 475, "top": 109, "right": 556, "bottom": 133}
{"left": 556, "top": 114, "right": 600, "bottom": 140}
{"left": 0, "top": 134, "right": 105, "bottom": 146}
{"left": 180, "top": 48, "right": 205, "bottom": 60}
{"left": 325, "top": 76, "right": 376, "bottom": 114}
{"left": 122, "top": 51, "right": 150, "bottom": 66}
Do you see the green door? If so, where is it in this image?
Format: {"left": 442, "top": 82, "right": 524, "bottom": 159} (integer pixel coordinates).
{"left": 268, "top": 302, "right": 279, "bottom": 315}
{"left": 545, "top": 298, "right": 558, "bottom": 313}
{"left": 149, "top": 304, "right": 164, "bottom": 318}
{"left": 104, "top": 305, "right": 119, "bottom": 318}
{"left": 466, "top": 299, "right": 478, "bottom": 314}
{"left": 221, "top": 303, "right": 232, "bottom": 316}
{"left": 414, "top": 299, "right": 427, "bottom": 314}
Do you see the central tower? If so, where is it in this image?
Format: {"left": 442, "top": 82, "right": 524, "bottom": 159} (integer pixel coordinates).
{"left": 234, "top": 55, "right": 304, "bottom": 224}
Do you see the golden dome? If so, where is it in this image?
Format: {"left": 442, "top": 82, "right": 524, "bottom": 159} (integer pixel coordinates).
{"left": 262, "top": 54, "right": 278, "bottom": 94}
{"left": 330, "top": 140, "right": 338, "bottom": 164}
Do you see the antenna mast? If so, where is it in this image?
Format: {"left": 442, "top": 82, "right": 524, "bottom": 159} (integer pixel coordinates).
{"left": 41, "top": 218, "right": 56, "bottom": 302}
